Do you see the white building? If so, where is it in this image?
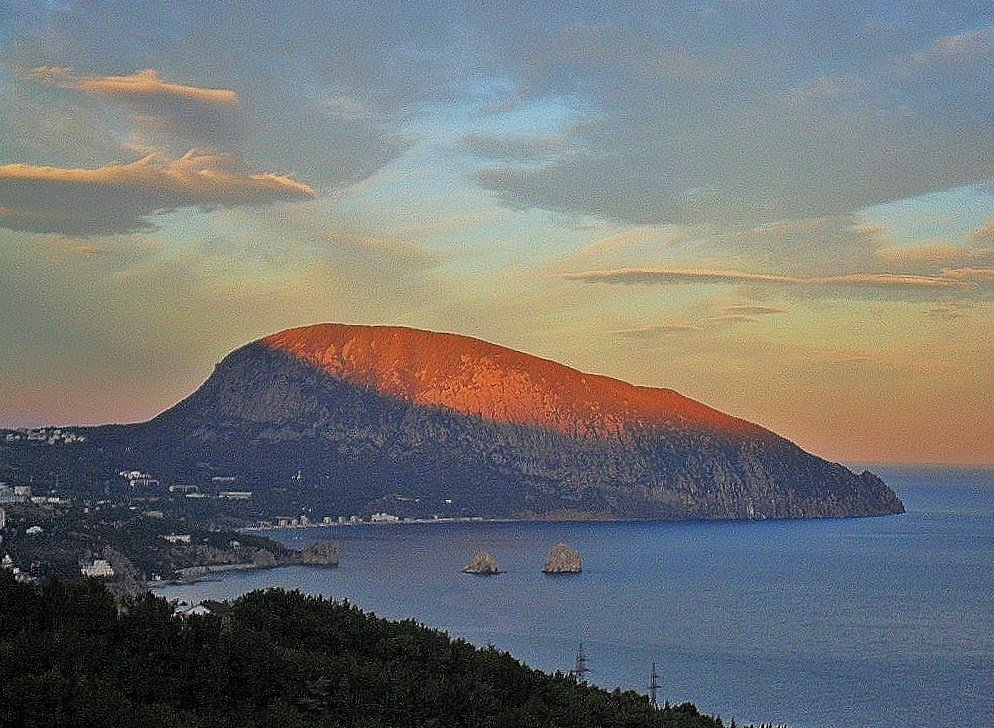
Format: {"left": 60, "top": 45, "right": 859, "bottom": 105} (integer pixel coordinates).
{"left": 119, "top": 470, "right": 159, "bottom": 488}
{"left": 81, "top": 559, "right": 115, "bottom": 578}
{"left": 161, "top": 534, "right": 192, "bottom": 544}
{"left": 0, "top": 486, "right": 27, "bottom": 504}
{"left": 371, "top": 512, "right": 400, "bottom": 523}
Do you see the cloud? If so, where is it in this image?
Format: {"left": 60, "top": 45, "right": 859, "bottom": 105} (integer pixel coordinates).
{"left": 462, "top": 133, "right": 569, "bottom": 161}
{"left": 723, "top": 305, "right": 787, "bottom": 316}
{"left": 322, "top": 231, "right": 440, "bottom": 269}
{"left": 611, "top": 323, "right": 702, "bottom": 337}
{"left": 0, "top": 151, "right": 314, "bottom": 235}
{"left": 908, "top": 26, "right": 994, "bottom": 67}
{"left": 875, "top": 242, "right": 994, "bottom": 270}
{"left": 25, "top": 67, "right": 240, "bottom": 145}
{"left": 938, "top": 267, "right": 994, "bottom": 283}
{"left": 473, "top": 12, "right": 994, "bottom": 229}
{"left": 610, "top": 309, "right": 782, "bottom": 339}
{"left": 927, "top": 303, "right": 972, "bottom": 320}
{"left": 967, "top": 219, "right": 994, "bottom": 247}
{"left": 563, "top": 266, "right": 975, "bottom": 291}
{"left": 708, "top": 314, "right": 759, "bottom": 324}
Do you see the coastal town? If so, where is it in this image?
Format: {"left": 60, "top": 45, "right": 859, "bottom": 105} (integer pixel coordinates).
{"left": 0, "top": 427, "right": 492, "bottom": 590}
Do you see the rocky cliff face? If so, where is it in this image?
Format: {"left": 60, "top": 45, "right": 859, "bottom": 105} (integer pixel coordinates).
{"left": 118, "top": 323, "right": 903, "bottom": 521}
{"left": 299, "top": 540, "right": 340, "bottom": 566}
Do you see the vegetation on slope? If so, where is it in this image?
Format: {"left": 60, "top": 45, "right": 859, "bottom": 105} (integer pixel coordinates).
{"left": 0, "top": 573, "right": 739, "bottom": 728}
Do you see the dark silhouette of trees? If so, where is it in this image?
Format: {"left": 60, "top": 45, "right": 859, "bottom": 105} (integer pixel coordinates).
{"left": 0, "top": 573, "right": 766, "bottom": 727}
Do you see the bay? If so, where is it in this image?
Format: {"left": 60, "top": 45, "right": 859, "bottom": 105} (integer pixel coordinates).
{"left": 158, "top": 466, "right": 994, "bottom": 727}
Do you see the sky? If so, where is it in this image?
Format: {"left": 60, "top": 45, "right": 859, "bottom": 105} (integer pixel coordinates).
{"left": 1, "top": 1, "right": 993, "bottom": 466}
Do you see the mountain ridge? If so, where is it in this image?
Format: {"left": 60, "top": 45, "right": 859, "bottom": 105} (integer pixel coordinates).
{"left": 129, "top": 323, "right": 902, "bottom": 520}
{"left": 261, "top": 323, "right": 768, "bottom": 439}
{"left": 1, "top": 323, "right": 905, "bottom": 521}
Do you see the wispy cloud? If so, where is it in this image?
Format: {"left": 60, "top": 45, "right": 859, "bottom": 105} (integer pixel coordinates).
{"left": 25, "top": 67, "right": 239, "bottom": 145}
{"left": 611, "top": 323, "right": 702, "bottom": 337}
{"left": 927, "top": 303, "right": 972, "bottom": 320}
{"left": 323, "top": 231, "right": 440, "bottom": 269}
{"left": 462, "top": 132, "right": 569, "bottom": 161}
{"left": 0, "top": 151, "right": 314, "bottom": 235}
{"left": 967, "top": 219, "right": 994, "bottom": 247}
{"left": 722, "top": 305, "right": 788, "bottom": 316}
{"left": 907, "top": 25, "right": 994, "bottom": 67}
{"left": 564, "top": 267, "right": 972, "bottom": 290}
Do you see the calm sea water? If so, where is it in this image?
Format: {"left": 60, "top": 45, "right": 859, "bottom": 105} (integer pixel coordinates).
{"left": 159, "top": 466, "right": 994, "bottom": 728}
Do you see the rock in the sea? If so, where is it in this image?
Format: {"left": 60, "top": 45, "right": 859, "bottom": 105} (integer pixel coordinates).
{"left": 462, "top": 551, "right": 503, "bottom": 575}
{"left": 542, "top": 543, "right": 581, "bottom": 574}
{"left": 301, "top": 540, "right": 341, "bottom": 566}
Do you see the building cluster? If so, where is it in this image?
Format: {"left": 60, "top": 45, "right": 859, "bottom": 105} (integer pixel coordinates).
{"left": 171, "top": 599, "right": 230, "bottom": 620}
{"left": 370, "top": 512, "right": 400, "bottom": 523}
{"left": 161, "top": 534, "right": 192, "bottom": 544}
{"left": 119, "top": 470, "right": 160, "bottom": 488}
{"left": 276, "top": 515, "right": 312, "bottom": 528}
{"left": 4, "top": 428, "right": 86, "bottom": 445}
{"left": 80, "top": 558, "right": 115, "bottom": 578}
{"left": 269, "top": 512, "right": 405, "bottom": 529}
{"left": 0, "top": 484, "right": 32, "bottom": 504}
{"left": 0, "top": 483, "right": 70, "bottom": 507}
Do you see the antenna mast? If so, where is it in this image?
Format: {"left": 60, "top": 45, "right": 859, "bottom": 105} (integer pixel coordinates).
{"left": 570, "top": 642, "right": 590, "bottom": 682}
{"left": 649, "top": 661, "right": 660, "bottom": 707}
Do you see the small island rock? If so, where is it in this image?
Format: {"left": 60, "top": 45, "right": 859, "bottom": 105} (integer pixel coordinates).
{"left": 462, "top": 551, "right": 503, "bottom": 575}
{"left": 301, "top": 540, "right": 341, "bottom": 566}
{"left": 542, "top": 543, "right": 581, "bottom": 574}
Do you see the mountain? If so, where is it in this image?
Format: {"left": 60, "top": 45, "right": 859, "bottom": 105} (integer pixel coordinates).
{"left": 3, "top": 324, "right": 904, "bottom": 520}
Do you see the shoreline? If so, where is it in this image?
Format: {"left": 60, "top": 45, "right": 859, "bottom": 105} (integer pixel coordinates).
{"left": 240, "top": 509, "right": 907, "bottom": 534}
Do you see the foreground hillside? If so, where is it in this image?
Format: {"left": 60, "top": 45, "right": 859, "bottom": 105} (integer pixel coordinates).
{"left": 1, "top": 324, "right": 904, "bottom": 521}
{"left": 0, "top": 574, "right": 733, "bottom": 728}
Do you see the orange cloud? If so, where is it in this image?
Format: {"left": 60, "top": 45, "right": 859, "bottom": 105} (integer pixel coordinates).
{"left": 938, "top": 267, "right": 994, "bottom": 283}
{"left": 0, "top": 151, "right": 314, "bottom": 235}
{"left": 27, "top": 67, "right": 238, "bottom": 106}
{"left": 25, "top": 67, "right": 239, "bottom": 144}
{"left": 875, "top": 242, "right": 994, "bottom": 269}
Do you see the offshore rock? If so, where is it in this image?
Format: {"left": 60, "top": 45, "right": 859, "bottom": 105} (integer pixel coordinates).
{"left": 300, "top": 540, "right": 340, "bottom": 566}
{"left": 462, "top": 551, "right": 503, "bottom": 575}
{"left": 542, "top": 543, "right": 582, "bottom": 574}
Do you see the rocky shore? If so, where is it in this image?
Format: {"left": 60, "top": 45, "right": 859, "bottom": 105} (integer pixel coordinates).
{"left": 157, "top": 539, "right": 341, "bottom": 587}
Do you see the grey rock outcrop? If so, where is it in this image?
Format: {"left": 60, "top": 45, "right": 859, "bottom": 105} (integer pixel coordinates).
{"left": 462, "top": 551, "right": 503, "bottom": 575}
{"left": 252, "top": 548, "right": 278, "bottom": 568}
{"left": 300, "top": 539, "right": 340, "bottom": 566}
{"left": 542, "top": 543, "right": 581, "bottom": 574}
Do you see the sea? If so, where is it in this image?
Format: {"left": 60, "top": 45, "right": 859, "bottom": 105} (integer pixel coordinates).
{"left": 158, "top": 466, "right": 993, "bottom": 728}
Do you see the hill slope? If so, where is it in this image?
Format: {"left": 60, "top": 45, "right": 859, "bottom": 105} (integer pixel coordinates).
{"left": 0, "top": 575, "right": 729, "bottom": 727}
{"left": 117, "top": 323, "right": 903, "bottom": 520}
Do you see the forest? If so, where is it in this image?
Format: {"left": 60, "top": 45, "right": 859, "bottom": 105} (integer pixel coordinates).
{"left": 0, "top": 573, "right": 759, "bottom": 727}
